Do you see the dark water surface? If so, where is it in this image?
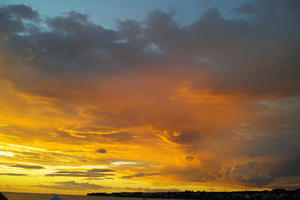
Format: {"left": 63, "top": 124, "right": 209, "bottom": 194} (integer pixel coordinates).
{"left": 3, "top": 193, "right": 156, "bottom": 200}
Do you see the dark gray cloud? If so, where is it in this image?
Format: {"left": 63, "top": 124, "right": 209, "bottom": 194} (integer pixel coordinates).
{"left": 224, "top": 162, "right": 274, "bottom": 187}
{"left": 248, "top": 152, "right": 261, "bottom": 158}
{"left": 0, "top": 0, "right": 299, "bottom": 97}
{"left": 96, "top": 149, "right": 107, "bottom": 153}
{"left": 5, "top": 4, "right": 39, "bottom": 20}
{"left": 0, "top": 4, "right": 38, "bottom": 36}
{"left": 185, "top": 155, "right": 194, "bottom": 161}
{"left": 269, "top": 155, "right": 300, "bottom": 178}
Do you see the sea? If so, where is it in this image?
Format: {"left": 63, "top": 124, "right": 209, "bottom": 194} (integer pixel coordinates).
{"left": 3, "top": 192, "right": 168, "bottom": 200}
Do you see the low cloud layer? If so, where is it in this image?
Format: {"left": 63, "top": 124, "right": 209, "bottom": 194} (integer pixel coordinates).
{"left": 38, "top": 181, "right": 109, "bottom": 191}
{"left": 38, "top": 181, "right": 180, "bottom": 192}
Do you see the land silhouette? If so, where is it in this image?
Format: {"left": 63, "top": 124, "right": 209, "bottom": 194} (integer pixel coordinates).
{"left": 88, "top": 189, "right": 300, "bottom": 200}
{"left": 0, "top": 193, "right": 8, "bottom": 200}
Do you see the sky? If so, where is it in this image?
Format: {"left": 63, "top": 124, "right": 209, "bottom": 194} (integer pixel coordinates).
{"left": 0, "top": 0, "right": 300, "bottom": 195}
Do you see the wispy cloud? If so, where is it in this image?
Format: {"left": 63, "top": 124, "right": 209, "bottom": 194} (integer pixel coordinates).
{"left": 10, "top": 164, "right": 45, "bottom": 169}
{"left": 0, "top": 173, "right": 28, "bottom": 176}
{"left": 121, "top": 172, "right": 160, "bottom": 179}
{"left": 45, "top": 170, "right": 115, "bottom": 178}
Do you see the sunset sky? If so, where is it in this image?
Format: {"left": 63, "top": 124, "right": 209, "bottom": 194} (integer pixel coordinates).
{"left": 0, "top": 0, "right": 300, "bottom": 195}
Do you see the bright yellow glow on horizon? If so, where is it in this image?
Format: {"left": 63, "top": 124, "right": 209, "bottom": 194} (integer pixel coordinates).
{"left": 0, "top": 151, "right": 14, "bottom": 157}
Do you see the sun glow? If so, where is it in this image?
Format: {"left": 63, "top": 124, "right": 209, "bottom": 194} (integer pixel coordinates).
{"left": 0, "top": 151, "right": 14, "bottom": 157}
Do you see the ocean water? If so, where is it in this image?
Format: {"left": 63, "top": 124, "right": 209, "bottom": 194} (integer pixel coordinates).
{"left": 3, "top": 193, "right": 154, "bottom": 200}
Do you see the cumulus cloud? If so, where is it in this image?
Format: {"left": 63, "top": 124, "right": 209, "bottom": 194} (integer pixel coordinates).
{"left": 224, "top": 162, "right": 274, "bottom": 187}
{"left": 0, "top": 4, "right": 38, "bottom": 37}
{"left": 0, "top": 1, "right": 299, "bottom": 97}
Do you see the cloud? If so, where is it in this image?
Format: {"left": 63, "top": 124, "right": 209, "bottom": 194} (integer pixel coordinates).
{"left": 160, "top": 161, "right": 220, "bottom": 183}
{"left": 232, "top": 2, "right": 257, "bottom": 15}
{"left": 0, "top": 151, "right": 14, "bottom": 157}
{"left": 87, "top": 168, "right": 114, "bottom": 172}
{"left": 10, "top": 164, "right": 45, "bottom": 169}
{"left": 0, "top": 1, "right": 299, "bottom": 97}
{"left": 21, "top": 151, "right": 41, "bottom": 157}
{"left": 38, "top": 181, "right": 110, "bottom": 191}
{"left": 269, "top": 155, "right": 300, "bottom": 178}
{"left": 96, "top": 149, "right": 107, "bottom": 153}
{"left": 0, "top": 173, "right": 27, "bottom": 176}
{"left": 0, "top": 0, "right": 300, "bottom": 191}
{"left": 185, "top": 155, "right": 194, "bottom": 161}
{"left": 37, "top": 181, "right": 180, "bottom": 192}
{"left": 224, "top": 162, "right": 274, "bottom": 187}
{"left": 0, "top": 161, "right": 45, "bottom": 169}
{"left": 85, "top": 177, "right": 115, "bottom": 181}
{"left": 45, "top": 170, "right": 115, "bottom": 178}
{"left": 5, "top": 4, "right": 39, "bottom": 20}
{"left": 121, "top": 172, "right": 160, "bottom": 179}
{"left": 110, "top": 161, "right": 143, "bottom": 166}
{"left": 269, "top": 184, "right": 300, "bottom": 190}
{"left": 121, "top": 187, "right": 180, "bottom": 192}
{"left": 248, "top": 152, "right": 261, "bottom": 158}
{"left": 0, "top": 4, "right": 38, "bottom": 36}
